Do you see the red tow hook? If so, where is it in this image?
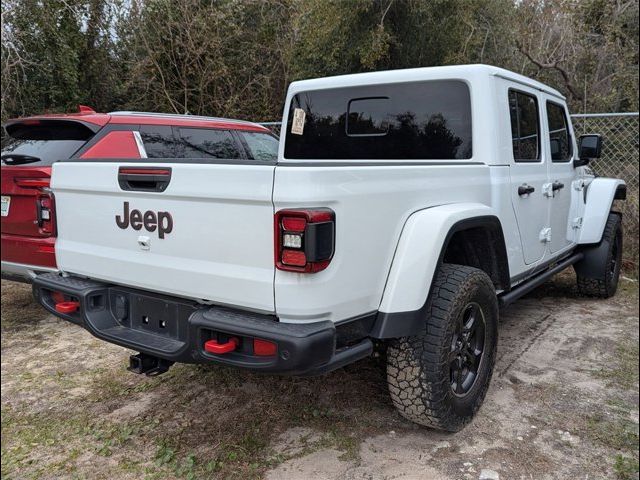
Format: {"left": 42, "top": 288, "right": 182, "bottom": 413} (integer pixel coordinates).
{"left": 55, "top": 301, "right": 80, "bottom": 314}
{"left": 204, "top": 337, "right": 239, "bottom": 355}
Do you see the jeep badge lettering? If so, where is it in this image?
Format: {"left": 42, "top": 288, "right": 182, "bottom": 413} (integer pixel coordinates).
{"left": 116, "top": 202, "right": 173, "bottom": 239}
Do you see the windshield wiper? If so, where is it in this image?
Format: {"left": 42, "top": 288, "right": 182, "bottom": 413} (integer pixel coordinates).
{"left": 1, "top": 154, "right": 41, "bottom": 165}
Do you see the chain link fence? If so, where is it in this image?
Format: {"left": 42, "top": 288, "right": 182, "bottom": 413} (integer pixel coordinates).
{"left": 260, "top": 112, "right": 639, "bottom": 275}
{"left": 572, "top": 113, "right": 639, "bottom": 275}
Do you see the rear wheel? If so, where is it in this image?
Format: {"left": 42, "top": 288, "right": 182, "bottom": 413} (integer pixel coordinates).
{"left": 386, "top": 264, "right": 498, "bottom": 431}
{"left": 576, "top": 212, "right": 623, "bottom": 298}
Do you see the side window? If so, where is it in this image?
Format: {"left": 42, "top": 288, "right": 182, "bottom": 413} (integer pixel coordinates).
{"left": 139, "top": 125, "right": 177, "bottom": 158}
{"left": 508, "top": 90, "right": 540, "bottom": 162}
{"left": 178, "top": 128, "right": 241, "bottom": 159}
{"left": 546, "top": 102, "right": 572, "bottom": 162}
{"left": 240, "top": 132, "right": 279, "bottom": 161}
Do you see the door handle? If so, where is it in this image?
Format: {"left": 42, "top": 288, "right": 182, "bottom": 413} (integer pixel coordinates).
{"left": 518, "top": 184, "right": 535, "bottom": 196}
{"left": 118, "top": 167, "right": 172, "bottom": 192}
{"left": 552, "top": 181, "right": 565, "bottom": 192}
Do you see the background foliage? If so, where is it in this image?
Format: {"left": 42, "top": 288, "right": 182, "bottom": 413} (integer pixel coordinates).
{"left": 2, "top": 0, "right": 638, "bottom": 123}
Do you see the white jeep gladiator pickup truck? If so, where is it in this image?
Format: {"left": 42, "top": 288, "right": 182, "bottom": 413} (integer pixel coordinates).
{"left": 33, "top": 65, "right": 626, "bottom": 431}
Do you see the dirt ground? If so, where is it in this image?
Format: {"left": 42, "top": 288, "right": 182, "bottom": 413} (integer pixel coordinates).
{"left": 1, "top": 273, "right": 638, "bottom": 480}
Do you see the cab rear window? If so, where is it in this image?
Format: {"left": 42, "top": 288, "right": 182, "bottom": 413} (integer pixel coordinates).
{"left": 2, "top": 120, "right": 96, "bottom": 166}
{"left": 284, "top": 80, "right": 472, "bottom": 160}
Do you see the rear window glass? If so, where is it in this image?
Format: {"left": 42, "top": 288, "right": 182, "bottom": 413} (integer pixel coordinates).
{"left": 139, "top": 125, "right": 177, "bottom": 158}
{"left": 1, "top": 139, "right": 87, "bottom": 166}
{"left": 1, "top": 120, "right": 94, "bottom": 166}
{"left": 240, "top": 132, "right": 279, "bottom": 161}
{"left": 509, "top": 90, "right": 540, "bottom": 162}
{"left": 284, "top": 80, "right": 472, "bottom": 160}
{"left": 177, "top": 128, "right": 241, "bottom": 159}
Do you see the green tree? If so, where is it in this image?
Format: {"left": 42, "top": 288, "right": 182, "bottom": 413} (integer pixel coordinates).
{"left": 1, "top": 0, "right": 125, "bottom": 120}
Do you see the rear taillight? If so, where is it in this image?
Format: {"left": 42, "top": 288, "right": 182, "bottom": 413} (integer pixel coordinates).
{"left": 36, "top": 193, "right": 56, "bottom": 235}
{"left": 275, "top": 208, "right": 335, "bottom": 273}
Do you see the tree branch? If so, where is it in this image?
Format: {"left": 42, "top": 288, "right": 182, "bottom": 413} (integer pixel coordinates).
{"left": 518, "top": 45, "right": 583, "bottom": 100}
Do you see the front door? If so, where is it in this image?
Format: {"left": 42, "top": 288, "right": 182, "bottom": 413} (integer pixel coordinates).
{"left": 544, "top": 100, "right": 578, "bottom": 255}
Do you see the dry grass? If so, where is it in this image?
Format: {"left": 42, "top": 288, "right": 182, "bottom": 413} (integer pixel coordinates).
{"left": 1, "top": 279, "right": 401, "bottom": 479}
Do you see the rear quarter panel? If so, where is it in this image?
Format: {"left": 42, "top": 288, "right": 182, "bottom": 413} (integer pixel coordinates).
{"left": 273, "top": 164, "right": 492, "bottom": 323}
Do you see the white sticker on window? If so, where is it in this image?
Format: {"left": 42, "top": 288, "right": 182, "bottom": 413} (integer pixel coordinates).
{"left": 291, "top": 108, "right": 306, "bottom": 135}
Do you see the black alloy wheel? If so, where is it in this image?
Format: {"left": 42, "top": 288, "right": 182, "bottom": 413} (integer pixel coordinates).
{"left": 450, "top": 302, "right": 486, "bottom": 396}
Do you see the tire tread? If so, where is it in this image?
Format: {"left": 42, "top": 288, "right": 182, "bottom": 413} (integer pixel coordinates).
{"left": 386, "top": 264, "right": 498, "bottom": 431}
{"left": 576, "top": 212, "right": 622, "bottom": 298}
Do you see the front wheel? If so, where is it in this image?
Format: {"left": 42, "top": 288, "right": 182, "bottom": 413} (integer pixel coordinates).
{"left": 386, "top": 264, "right": 498, "bottom": 431}
{"left": 575, "top": 212, "right": 623, "bottom": 298}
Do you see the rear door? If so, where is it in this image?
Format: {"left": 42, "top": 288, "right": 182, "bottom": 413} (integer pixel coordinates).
{"left": 53, "top": 127, "right": 276, "bottom": 312}
{"left": 506, "top": 86, "right": 550, "bottom": 265}
{"left": 1, "top": 120, "right": 97, "bottom": 238}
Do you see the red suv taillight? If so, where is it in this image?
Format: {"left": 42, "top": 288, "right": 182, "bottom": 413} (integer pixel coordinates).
{"left": 36, "top": 193, "right": 56, "bottom": 235}
{"left": 275, "top": 208, "right": 335, "bottom": 273}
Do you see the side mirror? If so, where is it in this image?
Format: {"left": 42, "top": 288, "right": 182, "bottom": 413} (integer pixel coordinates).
{"left": 575, "top": 134, "right": 602, "bottom": 167}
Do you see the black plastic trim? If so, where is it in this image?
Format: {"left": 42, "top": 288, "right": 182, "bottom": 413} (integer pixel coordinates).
{"left": 509, "top": 250, "right": 575, "bottom": 284}
{"left": 4, "top": 118, "right": 103, "bottom": 135}
{"left": 118, "top": 167, "right": 172, "bottom": 192}
{"left": 615, "top": 184, "right": 627, "bottom": 200}
{"left": 304, "top": 221, "right": 335, "bottom": 262}
{"left": 499, "top": 252, "right": 584, "bottom": 307}
{"left": 32, "top": 273, "right": 374, "bottom": 376}
{"left": 335, "top": 311, "right": 377, "bottom": 347}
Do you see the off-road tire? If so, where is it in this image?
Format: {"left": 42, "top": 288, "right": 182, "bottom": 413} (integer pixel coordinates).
{"left": 576, "top": 212, "right": 623, "bottom": 298}
{"left": 386, "top": 264, "right": 498, "bottom": 432}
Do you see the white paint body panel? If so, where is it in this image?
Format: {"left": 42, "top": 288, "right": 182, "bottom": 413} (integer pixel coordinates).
{"left": 378, "top": 203, "right": 497, "bottom": 313}
{"left": 578, "top": 178, "right": 626, "bottom": 244}
{"left": 51, "top": 65, "right": 622, "bottom": 326}
{"left": 273, "top": 166, "right": 493, "bottom": 323}
{"left": 53, "top": 162, "right": 276, "bottom": 312}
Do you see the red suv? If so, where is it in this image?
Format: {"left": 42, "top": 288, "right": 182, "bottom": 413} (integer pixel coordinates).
{"left": 1, "top": 107, "right": 278, "bottom": 282}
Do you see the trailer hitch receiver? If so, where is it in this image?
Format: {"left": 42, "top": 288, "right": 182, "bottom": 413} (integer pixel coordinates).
{"left": 128, "top": 353, "right": 174, "bottom": 376}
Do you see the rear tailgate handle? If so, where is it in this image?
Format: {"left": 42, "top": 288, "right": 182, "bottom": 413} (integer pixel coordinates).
{"left": 118, "top": 167, "right": 172, "bottom": 192}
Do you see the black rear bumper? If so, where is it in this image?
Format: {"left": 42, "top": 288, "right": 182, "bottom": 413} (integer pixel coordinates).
{"left": 32, "top": 272, "right": 373, "bottom": 376}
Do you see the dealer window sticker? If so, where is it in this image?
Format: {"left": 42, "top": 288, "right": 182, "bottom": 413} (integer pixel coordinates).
{"left": 291, "top": 108, "right": 306, "bottom": 135}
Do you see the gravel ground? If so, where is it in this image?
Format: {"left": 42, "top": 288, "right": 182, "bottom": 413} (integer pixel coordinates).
{"left": 1, "top": 272, "right": 638, "bottom": 480}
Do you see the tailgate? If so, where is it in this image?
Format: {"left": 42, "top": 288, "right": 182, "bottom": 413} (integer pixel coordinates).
{"left": 52, "top": 161, "right": 276, "bottom": 312}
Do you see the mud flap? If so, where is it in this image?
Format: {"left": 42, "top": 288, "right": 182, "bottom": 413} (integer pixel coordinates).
{"left": 574, "top": 239, "right": 611, "bottom": 280}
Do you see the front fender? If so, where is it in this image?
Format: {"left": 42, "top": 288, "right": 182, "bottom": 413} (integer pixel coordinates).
{"left": 378, "top": 203, "right": 498, "bottom": 315}
{"left": 579, "top": 178, "right": 626, "bottom": 244}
